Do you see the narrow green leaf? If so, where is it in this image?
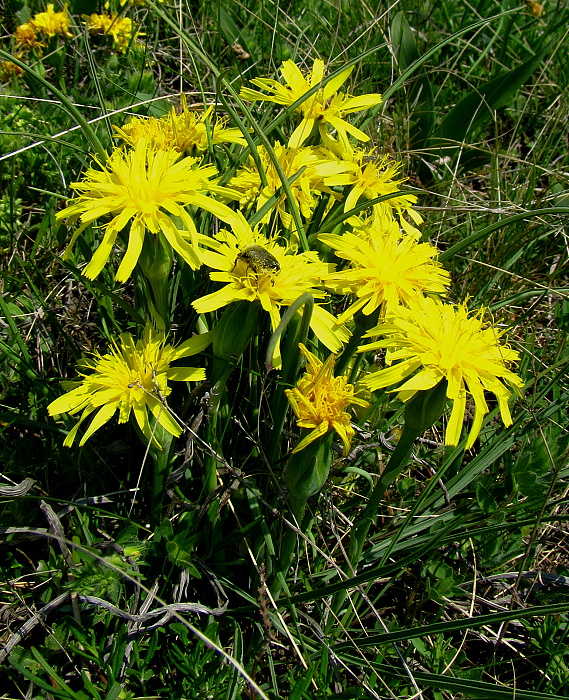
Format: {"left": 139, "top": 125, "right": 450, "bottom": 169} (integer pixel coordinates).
{"left": 429, "top": 48, "right": 546, "bottom": 161}
{"left": 341, "top": 655, "right": 569, "bottom": 700}
{"left": 335, "top": 601, "right": 569, "bottom": 648}
{"left": 391, "top": 11, "right": 435, "bottom": 147}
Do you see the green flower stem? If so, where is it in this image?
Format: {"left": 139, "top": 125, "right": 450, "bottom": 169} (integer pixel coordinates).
{"left": 202, "top": 302, "right": 261, "bottom": 495}
{"left": 265, "top": 294, "right": 314, "bottom": 466}
{"left": 335, "top": 308, "right": 380, "bottom": 377}
{"left": 324, "top": 382, "right": 448, "bottom": 635}
{"left": 137, "top": 232, "right": 174, "bottom": 330}
{"left": 150, "top": 425, "right": 175, "bottom": 529}
{"left": 348, "top": 380, "right": 448, "bottom": 566}
{"left": 202, "top": 373, "right": 230, "bottom": 496}
{"left": 270, "top": 435, "right": 333, "bottom": 598}
{"left": 347, "top": 421, "right": 421, "bottom": 566}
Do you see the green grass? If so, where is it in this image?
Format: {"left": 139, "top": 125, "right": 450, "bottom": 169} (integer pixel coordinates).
{"left": 1, "top": 0, "right": 569, "bottom": 698}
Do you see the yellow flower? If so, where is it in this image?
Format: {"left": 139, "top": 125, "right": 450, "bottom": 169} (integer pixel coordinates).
{"left": 14, "top": 23, "right": 44, "bottom": 52}
{"left": 192, "top": 224, "right": 350, "bottom": 362}
{"left": 56, "top": 140, "right": 246, "bottom": 282}
{"left": 329, "top": 138, "right": 423, "bottom": 235}
{"left": 48, "top": 325, "right": 211, "bottom": 449}
{"left": 114, "top": 95, "right": 246, "bottom": 154}
{"left": 285, "top": 344, "right": 369, "bottom": 455}
{"left": 105, "top": 0, "right": 163, "bottom": 6}
{"left": 83, "top": 12, "right": 140, "bottom": 53}
{"left": 0, "top": 60, "right": 24, "bottom": 81}
{"left": 358, "top": 297, "right": 523, "bottom": 449}
{"left": 30, "top": 4, "right": 73, "bottom": 38}
{"left": 320, "top": 222, "right": 450, "bottom": 322}
{"left": 228, "top": 142, "right": 346, "bottom": 227}
{"left": 525, "top": 0, "right": 544, "bottom": 17}
{"left": 240, "top": 59, "right": 383, "bottom": 148}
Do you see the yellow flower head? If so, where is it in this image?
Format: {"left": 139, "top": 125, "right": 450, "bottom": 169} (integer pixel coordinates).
{"left": 285, "top": 344, "right": 369, "bottom": 455}
{"left": 240, "top": 59, "right": 383, "bottom": 148}
{"left": 30, "top": 4, "right": 73, "bottom": 38}
{"left": 56, "top": 140, "right": 246, "bottom": 282}
{"left": 329, "top": 139, "right": 423, "bottom": 235}
{"left": 193, "top": 222, "right": 350, "bottom": 363}
{"left": 358, "top": 297, "right": 524, "bottom": 449}
{"left": 525, "top": 0, "right": 544, "bottom": 18}
{"left": 0, "top": 60, "right": 24, "bottom": 81}
{"left": 228, "top": 142, "right": 346, "bottom": 227}
{"left": 320, "top": 222, "right": 450, "bottom": 322}
{"left": 48, "top": 325, "right": 211, "bottom": 449}
{"left": 14, "top": 23, "right": 44, "bottom": 52}
{"left": 114, "top": 95, "right": 246, "bottom": 154}
{"left": 83, "top": 12, "right": 139, "bottom": 53}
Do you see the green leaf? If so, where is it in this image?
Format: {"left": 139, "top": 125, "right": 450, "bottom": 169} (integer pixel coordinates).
{"left": 428, "top": 48, "right": 546, "bottom": 164}
{"left": 475, "top": 479, "right": 498, "bottom": 514}
{"left": 391, "top": 11, "right": 435, "bottom": 148}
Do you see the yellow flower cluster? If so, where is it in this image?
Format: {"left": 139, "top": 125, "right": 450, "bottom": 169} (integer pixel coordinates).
{"left": 83, "top": 12, "right": 140, "bottom": 54}
{"left": 0, "top": 60, "right": 23, "bottom": 82}
{"left": 13, "top": 4, "right": 72, "bottom": 58}
{"left": 240, "top": 59, "right": 383, "bottom": 148}
{"left": 113, "top": 95, "right": 246, "bottom": 153}
{"left": 12, "top": 4, "right": 142, "bottom": 58}
{"left": 193, "top": 223, "right": 350, "bottom": 363}
{"left": 51, "top": 57, "right": 522, "bottom": 455}
{"left": 28, "top": 3, "right": 73, "bottom": 38}
{"left": 56, "top": 139, "right": 245, "bottom": 281}
{"left": 228, "top": 142, "right": 346, "bottom": 228}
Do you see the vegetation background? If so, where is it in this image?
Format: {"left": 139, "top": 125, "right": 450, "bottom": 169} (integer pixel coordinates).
{"left": 1, "top": 0, "right": 569, "bottom": 698}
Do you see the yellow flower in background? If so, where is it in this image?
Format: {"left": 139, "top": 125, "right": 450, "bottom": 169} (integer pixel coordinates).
{"left": 30, "top": 4, "right": 73, "bottom": 38}
{"left": 83, "top": 12, "right": 139, "bottom": 53}
{"left": 106, "top": 0, "right": 163, "bottom": 6}
{"left": 114, "top": 95, "right": 246, "bottom": 154}
{"left": 48, "top": 325, "right": 211, "bottom": 449}
{"left": 193, "top": 224, "right": 350, "bottom": 361}
{"left": 285, "top": 344, "right": 369, "bottom": 455}
{"left": 358, "top": 297, "right": 523, "bottom": 449}
{"left": 240, "top": 59, "right": 382, "bottom": 148}
{"left": 14, "top": 23, "right": 44, "bottom": 53}
{"left": 320, "top": 223, "right": 450, "bottom": 322}
{"left": 228, "top": 142, "right": 346, "bottom": 227}
{"left": 525, "top": 0, "right": 544, "bottom": 18}
{"left": 56, "top": 139, "right": 246, "bottom": 282}
{"left": 0, "top": 60, "right": 24, "bottom": 81}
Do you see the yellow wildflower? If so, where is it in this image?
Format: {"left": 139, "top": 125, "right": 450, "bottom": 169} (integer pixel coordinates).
{"left": 285, "top": 344, "right": 369, "bottom": 455}
{"left": 358, "top": 297, "right": 523, "bottom": 449}
{"left": 228, "top": 142, "right": 347, "bottom": 227}
{"left": 525, "top": 0, "right": 544, "bottom": 17}
{"left": 240, "top": 59, "right": 383, "bottom": 148}
{"left": 328, "top": 138, "right": 423, "bottom": 235}
{"left": 0, "top": 60, "right": 24, "bottom": 81}
{"left": 48, "top": 325, "right": 211, "bottom": 449}
{"left": 14, "top": 23, "right": 44, "bottom": 53}
{"left": 114, "top": 95, "right": 246, "bottom": 154}
{"left": 30, "top": 4, "right": 73, "bottom": 38}
{"left": 320, "top": 222, "right": 450, "bottom": 322}
{"left": 83, "top": 12, "right": 139, "bottom": 53}
{"left": 193, "top": 224, "right": 350, "bottom": 361}
{"left": 56, "top": 140, "right": 246, "bottom": 282}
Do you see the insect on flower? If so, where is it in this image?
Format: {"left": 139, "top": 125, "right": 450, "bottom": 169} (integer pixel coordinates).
{"left": 235, "top": 244, "right": 281, "bottom": 276}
